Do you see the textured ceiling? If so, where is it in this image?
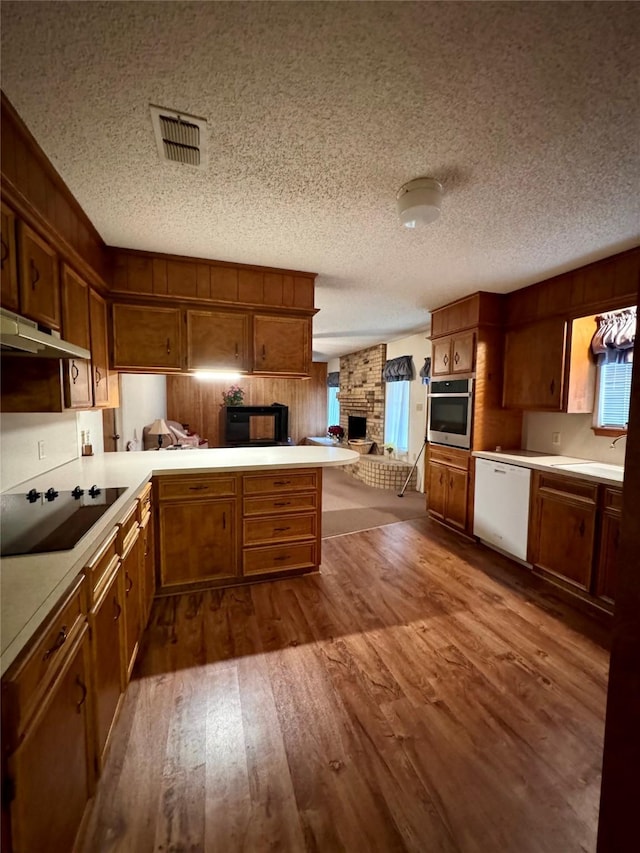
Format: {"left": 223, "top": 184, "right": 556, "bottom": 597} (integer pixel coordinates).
{"left": 1, "top": 1, "right": 639, "bottom": 360}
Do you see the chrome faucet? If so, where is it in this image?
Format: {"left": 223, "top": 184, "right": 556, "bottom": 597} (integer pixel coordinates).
{"left": 610, "top": 433, "right": 628, "bottom": 449}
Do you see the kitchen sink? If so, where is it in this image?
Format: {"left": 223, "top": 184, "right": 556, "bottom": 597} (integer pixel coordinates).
{"left": 550, "top": 461, "right": 624, "bottom": 482}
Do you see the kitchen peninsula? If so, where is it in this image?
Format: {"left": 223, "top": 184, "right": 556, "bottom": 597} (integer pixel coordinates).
{"left": 1, "top": 444, "right": 357, "bottom": 676}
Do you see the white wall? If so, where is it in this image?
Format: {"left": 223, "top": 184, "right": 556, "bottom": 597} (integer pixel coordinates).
{"left": 1, "top": 412, "right": 75, "bottom": 490}
{"left": 119, "top": 374, "right": 167, "bottom": 451}
{"left": 523, "top": 412, "right": 627, "bottom": 466}
{"left": 386, "top": 332, "right": 431, "bottom": 491}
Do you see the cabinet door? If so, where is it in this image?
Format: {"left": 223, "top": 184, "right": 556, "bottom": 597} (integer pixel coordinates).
{"left": 159, "top": 498, "right": 238, "bottom": 587}
{"left": 532, "top": 493, "right": 596, "bottom": 590}
{"left": 186, "top": 310, "right": 250, "bottom": 371}
{"left": 452, "top": 332, "right": 475, "bottom": 373}
{"left": 432, "top": 338, "right": 452, "bottom": 376}
{"left": 444, "top": 466, "right": 469, "bottom": 531}
{"left": 89, "top": 289, "right": 112, "bottom": 407}
{"left": 112, "top": 303, "right": 183, "bottom": 371}
{"left": 8, "top": 631, "right": 92, "bottom": 853}
{"left": 503, "top": 318, "right": 566, "bottom": 410}
{"left": 18, "top": 221, "right": 60, "bottom": 329}
{"left": 61, "top": 265, "right": 93, "bottom": 409}
{"left": 427, "top": 461, "right": 447, "bottom": 520}
{"left": 596, "top": 510, "right": 620, "bottom": 603}
{"left": 1, "top": 202, "right": 19, "bottom": 311}
{"left": 253, "top": 315, "right": 311, "bottom": 376}
{"left": 90, "top": 566, "right": 125, "bottom": 769}
{"left": 121, "top": 532, "right": 142, "bottom": 681}
{"left": 140, "top": 512, "right": 156, "bottom": 625}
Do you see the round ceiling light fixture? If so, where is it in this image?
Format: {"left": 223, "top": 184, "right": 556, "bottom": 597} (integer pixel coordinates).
{"left": 397, "top": 177, "right": 443, "bottom": 228}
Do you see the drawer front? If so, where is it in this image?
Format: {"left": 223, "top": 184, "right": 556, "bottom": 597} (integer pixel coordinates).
{"left": 243, "top": 492, "right": 318, "bottom": 517}
{"left": 243, "top": 513, "right": 317, "bottom": 547}
{"left": 116, "top": 501, "right": 139, "bottom": 554}
{"left": 84, "top": 527, "right": 120, "bottom": 600}
{"left": 157, "top": 475, "right": 238, "bottom": 501}
{"left": 137, "top": 482, "right": 152, "bottom": 522}
{"left": 536, "top": 472, "right": 598, "bottom": 504}
{"left": 243, "top": 470, "right": 318, "bottom": 496}
{"left": 243, "top": 542, "right": 318, "bottom": 575}
{"left": 603, "top": 486, "right": 623, "bottom": 513}
{"left": 2, "top": 576, "right": 86, "bottom": 740}
{"left": 429, "top": 445, "right": 470, "bottom": 470}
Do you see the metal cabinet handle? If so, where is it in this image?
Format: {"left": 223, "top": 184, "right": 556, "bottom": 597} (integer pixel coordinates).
{"left": 449, "top": 478, "right": 454, "bottom": 489}
{"left": 125, "top": 572, "right": 133, "bottom": 593}
{"left": 273, "top": 480, "right": 291, "bottom": 486}
{"left": 550, "top": 378, "right": 555, "bottom": 396}
{"left": 439, "top": 472, "right": 444, "bottom": 485}
{"left": 274, "top": 501, "right": 291, "bottom": 507}
{"left": 273, "top": 555, "right": 289, "bottom": 562}
{"left": 222, "top": 512, "right": 226, "bottom": 530}
{"left": 113, "top": 597, "right": 122, "bottom": 621}
{"left": 578, "top": 519, "right": 585, "bottom": 537}
{"left": 262, "top": 344, "right": 266, "bottom": 360}
{"left": 0, "top": 236, "right": 8, "bottom": 268}
{"left": 188, "top": 484, "right": 209, "bottom": 491}
{"left": 75, "top": 676, "right": 88, "bottom": 713}
{"left": 454, "top": 352, "right": 460, "bottom": 364}
{"left": 30, "top": 259, "right": 40, "bottom": 289}
{"left": 95, "top": 366, "right": 102, "bottom": 386}
{"left": 235, "top": 342, "right": 239, "bottom": 358}
{"left": 71, "top": 361, "right": 79, "bottom": 384}
{"left": 43, "top": 626, "right": 67, "bottom": 660}
{"left": 614, "top": 528, "right": 620, "bottom": 550}
{"left": 166, "top": 338, "right": 171, "bottom": 355}
{"left": 443, "top": 354, "right": 449, "bottom": 366}
{"left": 274, "top": 526, "right": 290, "bottom": 532}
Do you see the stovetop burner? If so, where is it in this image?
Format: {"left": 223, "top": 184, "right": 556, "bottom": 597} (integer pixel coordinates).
{"left": 0, "top": 485, "right": 127, "bottom": 557}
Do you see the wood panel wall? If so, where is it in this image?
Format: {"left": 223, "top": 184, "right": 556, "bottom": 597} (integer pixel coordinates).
{"left": 167, "top": 363, "right": 328, "bottom": 446}
{"left": 0, "top": 93, "right": 110, "bottom": 290}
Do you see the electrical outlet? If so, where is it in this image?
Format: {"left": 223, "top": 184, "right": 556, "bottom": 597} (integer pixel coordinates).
{"left": 552, "top": 432, "right": 561, "bottom": 447}
{"left": 38, "top": 440, "right": 46, "bottom": 460}
{"left": 416, "top": 402, "right": 424, "bottom": 412}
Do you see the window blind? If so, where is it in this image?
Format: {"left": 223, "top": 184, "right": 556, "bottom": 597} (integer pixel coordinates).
{"left": 598, "top": 362, "right": 633, "bottom": 428}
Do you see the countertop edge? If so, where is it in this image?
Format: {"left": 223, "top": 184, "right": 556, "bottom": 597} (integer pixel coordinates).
{"left": 472, "top": 450, "right": 624, "bottom": 487}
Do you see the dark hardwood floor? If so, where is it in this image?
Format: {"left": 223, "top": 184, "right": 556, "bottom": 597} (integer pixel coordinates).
{"left": 80, "top": 518, "right": 610, "bottom": 852}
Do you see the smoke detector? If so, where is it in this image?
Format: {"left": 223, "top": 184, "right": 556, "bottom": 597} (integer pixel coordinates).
{"left": 397, "top": 177, "right": 443, "bottom": 227}
{"left": 150, "top": 105, "right": 207, "bottom": 168}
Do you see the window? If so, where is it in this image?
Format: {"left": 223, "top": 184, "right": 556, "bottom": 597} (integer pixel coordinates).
{"left": 327, "top": 386, "right": 340, "bottom": 429}
{"left": 384, "top": 380, "right": 410, "bottom": 451}
{"left": 596, "top": 361, "right": 632, "bottom": 429}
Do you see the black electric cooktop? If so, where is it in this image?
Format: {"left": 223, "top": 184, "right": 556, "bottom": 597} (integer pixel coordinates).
{"left": 0, "top": 485, "right": 127, "bottom": 557}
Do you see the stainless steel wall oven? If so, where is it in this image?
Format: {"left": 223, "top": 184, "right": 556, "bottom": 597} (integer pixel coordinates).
{"left": 427, "top": 378, "right": 473, "bottom": 449}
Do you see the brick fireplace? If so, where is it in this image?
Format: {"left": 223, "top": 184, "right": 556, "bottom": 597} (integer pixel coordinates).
{"left": 338, "top": 343, "right": 386, "bottom": 452}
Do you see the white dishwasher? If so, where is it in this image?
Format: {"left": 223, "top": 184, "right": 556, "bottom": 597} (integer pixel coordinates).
{"left": 473, "top": 458, "right": 532, "bottom": 562}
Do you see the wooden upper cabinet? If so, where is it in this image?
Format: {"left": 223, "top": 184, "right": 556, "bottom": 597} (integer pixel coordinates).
{"left": 1, "top": 201, "right": 19, "bottom": 311}
{"left": 503, "top": 315, "right": 596, "bottom": 413}
{"left": 89, "top": 289, "right": 112, "bottom": 407}
{"left": 61, "top": 265, "right": 93, "bottom": 409}
{"left": 17, "top": 221, "right": 60, "bottom": 329}
{"left": 186, "top": 310, "right": 250, "bottom": 372}
{"left": 432, "top": 332, "right": 475, "bottom": 376}
{"left": 253, "top": 314, "right": 311, "bottom": 376}
{"left": 431, "top": 292, "right": 503, "bottom": 338}
{"left": 112, "top": 303, "right": 182, "bottom": 371}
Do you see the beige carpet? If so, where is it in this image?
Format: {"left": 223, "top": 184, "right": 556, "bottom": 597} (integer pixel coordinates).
{"left": 322, "top": 466, "right": 425, "bottom": 538}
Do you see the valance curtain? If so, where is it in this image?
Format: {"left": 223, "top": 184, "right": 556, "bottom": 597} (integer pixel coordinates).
{"left": 419, "top": 357, "right": 431, "bottom": 385}
{"left": 382, "top": 355, "right": 415, "bottom": 382}
{"left": 591, "top": 307, "right": 636, "bottom": 364}
{"left": 327, "top": 371, "right": 340, "bottom": 387}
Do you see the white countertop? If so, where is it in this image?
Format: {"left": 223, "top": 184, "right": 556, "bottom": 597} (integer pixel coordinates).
{"left": 1, "top": 446, "right": 358, "bottom": 676}
{"left": 473, "top": 449, "right": 625, "bottom": 486}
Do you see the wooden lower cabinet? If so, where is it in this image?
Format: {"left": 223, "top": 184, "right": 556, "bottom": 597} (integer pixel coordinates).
{"left": 426, "top": 446, "right": 470, "bottom": 532}
{"left": 139, "top": 483, "right": 156, "bottom": 625}
{"left": 155, "top": 468, "right": 322, "bottom": 591}
{"left": 2, "top": 617, "right": 93, "bottom": 853}
{"left": 595, "top": 487, "right": 623, "bottom": 604}
{"left": 157, "top": 473, "right": 239, "bottom": 588}
{"left": 529, "top": 471, "right": 599, "bottom": 594}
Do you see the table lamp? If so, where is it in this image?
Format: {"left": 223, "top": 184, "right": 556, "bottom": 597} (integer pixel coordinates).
{"left": 148, "top": 418, "right": 171, "bottom": 449}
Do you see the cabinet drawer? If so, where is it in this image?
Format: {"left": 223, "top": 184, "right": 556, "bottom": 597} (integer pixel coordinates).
{"left": 243, "top": 492, "right": 318, "bottom": 517}
{"left": 602, "top": 487, "right": 623, "bottom": 513}
{"left": 84, "top": 527, "right": 120, "bottom": 602}
{"left": 137, "top": 482, "right": 152, "bottom": 522}
{"left": 243, "top": 513, "right": 317, "bottom": 546}
{"left": 116, "top": 501, "right": 139, "bottom": 555}
{"left": 243, "top": 470, "right": 318, "bottom": 495}
{"left": 2, "top": 576, "right": 86, "bottom": 742}
{"left": 243, "top": 542, "right": 317, "bottom": 575}
{"left": 536, "top": 472, "right": 598, "bottom": 504}
{"left": 157, "top": 475, "right": 238, "bottom": 501}
{"left": 428, "top": 445, "right": 470, "bottom": 470}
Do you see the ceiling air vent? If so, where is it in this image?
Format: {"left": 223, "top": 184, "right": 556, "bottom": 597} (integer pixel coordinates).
{"left": 150, "top": 105, "right": 207, "bottom": 169}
